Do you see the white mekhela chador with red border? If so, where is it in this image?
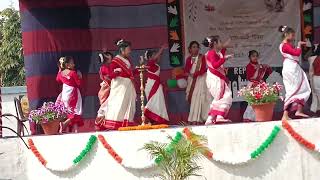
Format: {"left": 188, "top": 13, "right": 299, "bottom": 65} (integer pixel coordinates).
{"left": 144, "top": 59, "right": 169, "bottom": 123}
{"left": 205, "top": 48, "right": 232, "bottom": 124}
{"left": 56, "top": 70, "right": 83, "bottom": 127}
{"left": 97, "top": 55, "right": 137, "bottom": 130}
{"left": 279, "top": 43, "right": 311, "bottom": 111}
{"left": 185, "top": 54, "right": 211, "bottom": 123}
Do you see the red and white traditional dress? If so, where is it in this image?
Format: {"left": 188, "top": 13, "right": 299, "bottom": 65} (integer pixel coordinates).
{"left": 205, "top": 48, "right": 232, "bottom": 124}
{"left": 97, "top": 55, "right": 136, "bottom": 130}
{"left": 56, "top": 70, "right": 84, "bottom": 127}
{"left": 98, "top": 64, "right": 111, "bottom": 105}
{"left": 309, "top": 55, "right": 320, "bottom": 113}
{"left": 243, "top": 62, "right": 272, "bottom": 121}
{"left": 144, "top": 59, "right": 169, "bottom": 123}
{"left": 185, "top": 54, "right": 211, "bottom": 123}
{"left": 279, "top": 43, "right": 311, "bottom": 111}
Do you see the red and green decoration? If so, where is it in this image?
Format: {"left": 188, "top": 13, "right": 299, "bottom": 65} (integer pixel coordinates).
{"left": 166, "top": 0, "right": 184, "bottom": 67}
{"left": 27, "top": 122, "right": 320, "bottom": 173}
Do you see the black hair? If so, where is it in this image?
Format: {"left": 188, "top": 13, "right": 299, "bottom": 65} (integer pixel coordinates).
{"left": 99, "top": 51, "right": 114, "bottom": 64}
{"left": 248, "top": 50, "right": 259, "bottom": 58}
{"left": 145, "top": 50, "right": 157, "bottom": 60}
{"left": 59, "top": 56, "right": 74, "bottom": 70}
{"left": 278, "top": 25, "right": 295, "bottom": 40}
{"left": 313, "top": 45, "right": 320, "bottom": 56}
{"left": 114, "top": 38, "right": 131, "bottom": 54}
{"left": 188, "top": 41, "right": 200, "bottom": 50}
{"left": 202, "top": 36, "right": 219, "bottom": 48}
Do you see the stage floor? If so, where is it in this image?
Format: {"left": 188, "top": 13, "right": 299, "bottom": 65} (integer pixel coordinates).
{"left": 1, "top": 119, "right": 320, "bottom": 180}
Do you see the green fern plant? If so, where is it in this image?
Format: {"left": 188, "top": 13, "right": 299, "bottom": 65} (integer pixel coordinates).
{"left": 143, "top": 131, "right": 208, "bottom": 180}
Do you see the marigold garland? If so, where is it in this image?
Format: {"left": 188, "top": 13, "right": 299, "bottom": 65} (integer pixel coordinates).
{"left": 282, "top": 120, "right": 316, "bottom": 151}
{"left": 28, "top": 139, "right": 47, "bottom": 166}
{"left": 98, "top": 135, "right": 123, "bottom": 164}
{"left": 118, "top": 124, "right": 169, "bottom": 131}
{"left": 73, "top": 135, "right": 97, "bottom": 164}
{"left": 183, "top": 128, "right": 213, "bottom": 159}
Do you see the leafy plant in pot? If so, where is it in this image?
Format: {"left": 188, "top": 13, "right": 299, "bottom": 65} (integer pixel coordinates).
{"left": 238, "top": 82, "right": 283, "bottom": 121}
{"left": 143, "top": 131, "right": 210, "bottom": 180}
{"left": 28, "top": 102, "right": 71, "bottom": 135}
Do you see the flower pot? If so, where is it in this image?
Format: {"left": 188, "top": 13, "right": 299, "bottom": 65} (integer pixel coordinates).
{"left": 41, "top": 120, "right": 60, "bottom": 135}
{"left": 252, "top": 103, "right": 275, "bottom": 122}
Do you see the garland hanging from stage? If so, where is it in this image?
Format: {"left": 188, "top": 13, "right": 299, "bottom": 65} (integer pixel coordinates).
{"left": 282, "top": 120, "right": 320, "bottom": 152}
{"left": 27, "top": 121, "right": 320, "bottom": 172}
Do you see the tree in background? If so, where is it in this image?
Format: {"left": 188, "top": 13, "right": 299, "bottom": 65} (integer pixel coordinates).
{"left": 0, "top": 7, "right": 25, "bottom": 86}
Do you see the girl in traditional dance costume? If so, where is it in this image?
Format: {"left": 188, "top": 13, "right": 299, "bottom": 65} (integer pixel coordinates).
{"left": 96, "top": 39, "right": 136, "bottom": 130}
{"left": 144, "top": 45, "right": 169, "bottom": 124}
{"left": 184, "top": 41, "right": 211, "bottom": 125}
{"left": 308, "top": 45, "right": 320, "bottom": 114}
{"left": 95, "top": 51, "right": 113, "bottom": 130}
{"left": 278, "top": 25, "right": 311, "bottom": 120}
{"left": 243, "top": 50, "right": 272, "bottom": 121}
{"left": 203, "top": 36, "right": 233, "bottom": 125}
{"left": 56, "top": 56, "right": 83, "bottom": 133}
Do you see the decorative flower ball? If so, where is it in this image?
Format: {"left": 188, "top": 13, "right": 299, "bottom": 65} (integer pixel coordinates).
{"left": 172, "top": 67, "right": 184, "bottom": 78}
{"left": 167, "top": 79, "right": 177, "bottom": 88}
{"left": 177, "top": 78, "right": 187, "bottom": 88}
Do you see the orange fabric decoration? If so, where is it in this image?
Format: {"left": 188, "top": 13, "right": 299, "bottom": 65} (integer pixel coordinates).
{"left": 183, "top": 128, "right": 213, "bottom": 159}
{"left": 169, "top": 31, "right": 179, "bottom": 41}
{"left": 98, "top": 135, "right": 123, "bottom": 164}
{"left": 282, "top": 120, "right": 315, "bottom": 150}
{"left": 28, "top": 139, "right": 47, "bottom": 166}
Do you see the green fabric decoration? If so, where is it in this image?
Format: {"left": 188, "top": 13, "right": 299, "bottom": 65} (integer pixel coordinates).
{"left": 73, "top": 135, "right": 97, "bottom": 164}
{"left": 155, "top": 132, "right": 183, "bottom": 164}
{"left": 167, "top": 79, "right": 177, "bottom": 88}
{"left": 169, "top": 16, "right": 179, "bottom": 28}
{"left": 304, "top": 15, "right": 312, "bottom": 23}
{"left": 250, "top": 126, "right": 280, "bottom": 159}
{"left": 171, "top": 55, "right": 180, "bottom": 65}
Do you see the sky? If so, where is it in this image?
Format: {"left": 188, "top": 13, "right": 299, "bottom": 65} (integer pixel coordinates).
{"left": 0, "top": 0, "right": 19, "bottom": 11}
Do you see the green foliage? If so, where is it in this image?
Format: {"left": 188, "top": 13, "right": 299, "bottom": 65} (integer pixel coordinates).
{"left": 143, "top": 132, "right": 208, "bottom": 180}
{"left": 0, "top": 8, "right": 25, "bottom": 86}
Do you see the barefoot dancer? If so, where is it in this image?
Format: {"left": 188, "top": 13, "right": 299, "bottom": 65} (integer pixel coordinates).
{"left": 203, "top": 36, "right": 233, "bottom": 125}
{"left": 278, "top": 25, "right": 311, "bottom": 120}
{"left": 56, "top": 56, "right": 83, "bottom": 133}
{"left": 144, "top": 45, "right": 169, "bottom": 124}
{"left": 184, "top": 41, "right": 210, "bottom": 125}
{"left": 96, "top": 51, "right": 113, "bottom": 130}
{"left": 96, "top": 39, "right": 137, "bottom": 130}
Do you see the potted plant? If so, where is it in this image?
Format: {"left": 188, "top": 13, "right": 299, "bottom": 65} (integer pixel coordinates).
{"left": 238, "top": 82, "right": 283, "bottom": 121}
{"left": 143, "top": 131, "right": 209, "bottom": 180}
{"left": 28, "top": 102, "right": 70, "bottom": 135}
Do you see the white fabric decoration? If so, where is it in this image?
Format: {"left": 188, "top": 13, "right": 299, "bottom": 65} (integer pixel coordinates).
{"left": 177, "top": 78, "right": 187, "bottom": 88}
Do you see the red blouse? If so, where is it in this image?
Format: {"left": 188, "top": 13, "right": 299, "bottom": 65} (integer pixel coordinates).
{"left": 184, "top": 55, "right": 206, "bottom": 78}
{"left": 147, "top": 59, "right": 159, "bottom": 73}
{"left": 56, "top": 70, "right": 81, "bottom": 88}
{"left": 246, "top": 62, "right": 272, "bottom": 83}
{"left": 281, "top": 43, "right": 302, "bottom": 56}
{"left": 313, "top": 56, "right": 320, "bottom": 76}
{"left": 99, "top": 64, "right": 111, "bottom": 81}
{"left": 206, "top": 48, "right": 226, "bottom": 69}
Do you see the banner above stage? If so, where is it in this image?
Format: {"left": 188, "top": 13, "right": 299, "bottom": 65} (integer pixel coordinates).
{"left": 183, "top": 0, "right": 301, "bottom": 67}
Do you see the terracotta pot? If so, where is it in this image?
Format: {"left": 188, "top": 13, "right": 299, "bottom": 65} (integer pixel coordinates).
{"left": 252, "top": 103, "right": 275, "bottom": 122}
{"left": 41, "top": 120, "right": 60, "bottom": 135}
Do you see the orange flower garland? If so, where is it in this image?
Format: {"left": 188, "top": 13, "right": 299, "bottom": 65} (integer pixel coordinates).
{"left": 118, "top": 124, "right": 169, "bottom": 131}
{"left": 282, "top": 120, "right": 315, "bottom": 150}
{"left": 28, "top": 139, "right": 47, "bottom": 166}
{"left": 183, "top": 128, "right": 213, "bottom": 159}
{"left": 98, "top": 135, "right": 123, "bottom": 164}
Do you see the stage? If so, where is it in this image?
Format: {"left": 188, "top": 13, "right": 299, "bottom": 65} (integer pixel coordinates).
{"left": 1, "top": 119, "right": 320, "bottom": 180}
